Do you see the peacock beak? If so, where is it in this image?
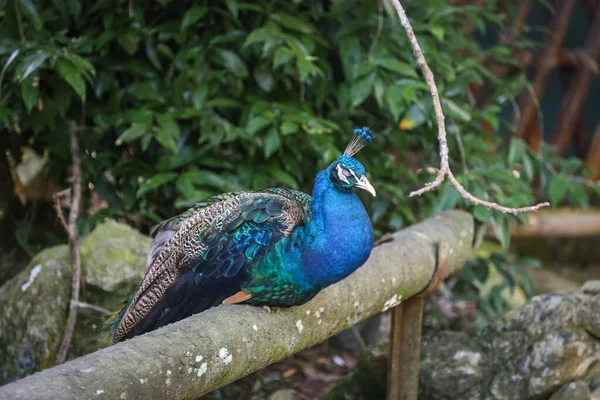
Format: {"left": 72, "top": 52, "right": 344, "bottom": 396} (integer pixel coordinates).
{"left": 356, "top": 176, "right": 376, "bottom": 197}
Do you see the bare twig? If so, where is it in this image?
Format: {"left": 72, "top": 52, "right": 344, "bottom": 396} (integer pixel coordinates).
{"left": 71, "top": 300, "right": 111, "bottom": 315}
{"left": 369, "top": 0, "right": 385, "bottom": 59}
{"left": 52, "top": 188, "right": 70, "bottom": 233}
{"left": 55, "top": 123, "right": 83, "bottom": 365}
{"left": 350, "top": 326, "right": 367, "bottom": 351}
{"left": 389, "top": 0, "right": 550, "bottom": 216}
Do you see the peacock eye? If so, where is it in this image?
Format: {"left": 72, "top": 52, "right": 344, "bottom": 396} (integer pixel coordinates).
{"left": 342, "top": 168, "right": 352, "bottom": 177}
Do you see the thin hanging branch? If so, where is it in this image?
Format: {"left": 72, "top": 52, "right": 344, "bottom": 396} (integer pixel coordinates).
{"left": 389, "top": 0, "right": 550, "bottom": 216}
{"left": 54, "top": 122, "right": 83, "bottom": 365}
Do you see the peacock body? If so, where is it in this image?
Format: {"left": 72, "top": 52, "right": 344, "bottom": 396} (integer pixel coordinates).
{"left": 112, "top": 128, "right": 376, "bottom": 343}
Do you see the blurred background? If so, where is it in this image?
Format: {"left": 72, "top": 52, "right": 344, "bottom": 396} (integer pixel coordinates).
{"left": 1, "top": 0, "right": 600, "bottom": 397}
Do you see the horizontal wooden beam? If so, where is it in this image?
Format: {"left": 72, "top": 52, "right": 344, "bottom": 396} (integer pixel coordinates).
{"left": 509, "top": 209, "right": 600, "bottom": 238}
{"left": 0, "top": 211, "right": 473, "bottom": 400}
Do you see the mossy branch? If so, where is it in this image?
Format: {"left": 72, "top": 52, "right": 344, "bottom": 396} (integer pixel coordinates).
{"left": 0, "top": 211, "right": 473, "bottom": 400}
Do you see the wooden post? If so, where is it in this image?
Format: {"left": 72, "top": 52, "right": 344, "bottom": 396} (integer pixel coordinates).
{"left": 387, "top": 297, "right": 425, "bottom": 400}
{"left": 387, "top": 243, "right": 449, "bottom": 400}
{"left": 387, "top": 304, "right": 404, "bottom": 400}
{"left": 585, "top": 122, "right": 600, "bottom": 181}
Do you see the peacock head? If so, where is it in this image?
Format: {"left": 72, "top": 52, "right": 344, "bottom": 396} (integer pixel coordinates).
{"left": 329, "top": 127, "right": 376, "bottom": 196}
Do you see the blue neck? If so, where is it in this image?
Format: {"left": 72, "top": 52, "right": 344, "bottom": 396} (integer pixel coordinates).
{"left": 301, "top": 168, "right": 374, "bottom": 288}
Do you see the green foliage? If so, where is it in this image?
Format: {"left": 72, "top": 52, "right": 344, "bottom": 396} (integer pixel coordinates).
{"left": 1, "top": 0, "right": 597, "bottom": 251}
{"left": 456, "top": 243, "right": 542, "bottom": 326}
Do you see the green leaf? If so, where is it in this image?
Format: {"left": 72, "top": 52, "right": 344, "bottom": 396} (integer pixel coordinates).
{"left": 154, "top": 129, "right": 178, "bottom": 153}
{"left": 253, "top": 68, "right": 273, "bottom": 92}
{"left": 206, "top": 98, "right": 243, "bottom": 108}
{"left": 21, "top": 72, "right": 39, "bottom": 111}
{"left": 179, "top": 170, "right": 230, "bottom": 190}
{"left": 352, "top": 62, "right": 375, "bottom": 80}
{"left": 507, "top": 139, "right": 524, "bottom": 165}
{"left": 155, "top": 114, "right": 180, "bottom": 153}
{"left": 280, "top": 121, "right": 299, "bottom": 135}
{"left": 117, "top": 123, "right": 148, "bottom": 144}
{"left": 181, "top": 7, "right": 208, "bottom": 31}
{"left": 491, "top": 215, "right": 510, "bottom": 249}
{"left": 247, "top": 115, "right": 272, "bottom": 135}
{"left": 385, "top": 85, "right": 404, "bottom": 121}
{"left": 0, "top": 104, "right": 12, "bottom": 124}
{"left": 473, "top": 206, "right": 491, "bottom": 222}
{"left": 63, "top": 53, "right": 95, "bottom": 81}
{"left": 443, "top": 99, "right": 471, "bottom": 122}
{"left": 273, "top": 47, "right": 295, "bottom": 68}
{"left": 270, "top": 168, "right": 298, "bottom": 189}
{"left": 137, "top": 173, "right": 178, "bottom": 197}
{"left": 129, "top": 82, "right": 161, "bottom": 102}
{"left": 15, "top": 51, "right": 48, "bottom": 82}
{"left": 19, "top": 0, "right": 43, "bottom": 31}
{"left": 374, "top": 58, "right": 417, "bottom": 77}
{"left": 297, "top": 58, "right": 317, "bottom": 81}
{"left": 263, "top": 127, "right": 281, "bottom": 158}
{"left": 433, "top": 182, "right": 461, "bottom": 213}
{"left": 156, "top": 113, "right": 180, "bottom": 135}
{"left": 243, "top": 28, "right": 274, "bottom": 47}
{"left": 270, "top": 13, "right": 315, "bottom": 34}
{"left": 428, "top": 26, "right": 445, "bottom": 41}
{"left": 1, "top": 48, "right": 19, "bottom": 84}
{"left": 219, "top": 50, "right": 248, "bottom": 78}
{"left": 515, "top": 257, "right": 542, "bottom": 269}
{"left": 548, "top": 174, "right": 569, "bottom": 206}
{"left": 67, "top": 0, "right": 81, "bottom": 17}
{"left": 568, "top": 182, "right": 589, "bottom": 208}
{"left": 560, "top": 158, "right": 583, "bottom": 174}
{"left": 56, "top": 58, "right": 86, "bottom": 102}
{"left": 522, "top": 154, "right": 534, "bottom": 182}
{"left": 190, "top": 86, "right": 208, "bottom": 109}
{"left": 145, "top": 40, "right": 162, "bottom": 70}
{"left": 117, "top": 29, "right": 140, "bottom": 55}
{"left": 351, "top": 76, "right": 374, "bottom": 107}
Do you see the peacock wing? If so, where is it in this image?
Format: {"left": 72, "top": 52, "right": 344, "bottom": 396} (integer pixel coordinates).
{"left": 113, "top": 189, "right": 311, "bottom": 342}
{"left": 145, "top": 191, "right": 245, "bottom": 269}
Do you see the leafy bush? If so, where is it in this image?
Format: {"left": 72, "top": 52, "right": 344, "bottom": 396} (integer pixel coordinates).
{"left": 1, "top": 0, "right": 598, "bottom": 257}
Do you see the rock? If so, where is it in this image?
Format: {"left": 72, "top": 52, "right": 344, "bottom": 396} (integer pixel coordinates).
{"left": 70, "top": 220, "right": 150, "bottom": 357}
{"left": 80, "top": 220, "right": 150, "bottom": 292}
{"left": 582, "top": 280, "right": 600, "bottom": 293}
{"left": 0, "top": 247, "right": 71, "bottom": 384}
{"left": 549, "top": 381, "right": 591, "bottom": 400}
{"left": 0, "top": 219, "right": 150, "bottom": 384}
{"left": 327, "top": 283, "right": 600, "bottom": 399}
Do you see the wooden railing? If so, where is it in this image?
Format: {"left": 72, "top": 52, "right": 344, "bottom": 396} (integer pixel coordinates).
{"left": 0, "top": 211, "right": 473, "bottom": 400}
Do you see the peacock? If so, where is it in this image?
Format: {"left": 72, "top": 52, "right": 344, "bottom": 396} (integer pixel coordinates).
{"left": 112, "top": 127, "right": 376, "bottom": 343}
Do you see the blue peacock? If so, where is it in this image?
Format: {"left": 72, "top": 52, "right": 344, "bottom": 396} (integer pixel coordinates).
{"left": 112, "top": 127, "right": 376, "bottom": 343}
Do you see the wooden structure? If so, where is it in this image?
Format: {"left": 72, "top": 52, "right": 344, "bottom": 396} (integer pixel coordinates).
{"left": 0, "top": 212, "right": 473, "bottom": 400}
{"left": 510, "top": 0, "right": 600, "bottom": 178}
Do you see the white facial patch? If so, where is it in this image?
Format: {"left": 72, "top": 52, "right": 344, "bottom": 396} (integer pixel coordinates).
{"left": 336, "top": 164, "right": 350, "bottom": 184}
